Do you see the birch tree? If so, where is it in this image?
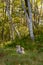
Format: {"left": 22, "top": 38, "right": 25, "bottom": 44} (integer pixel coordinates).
{"left": 21, "top": 0, "right": 34, "bottom": 40}
{"left": 5, "top": 0, "right": 21, "bottom": 40}
{"left": 5, "top": 0, "right": 15, "bottom": 40}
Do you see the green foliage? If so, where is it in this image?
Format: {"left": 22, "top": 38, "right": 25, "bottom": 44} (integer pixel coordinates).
{"left": 0, "top": 0, "right": 43, "bottom": 65}
{"left": 0, "top": 0, "right": 43, "bottom": 53}
{"left": 5, "top": 35, "right": 36, "bottom": 51}
{"left": 5, "top": 28, "right": 43, "bottom": 52}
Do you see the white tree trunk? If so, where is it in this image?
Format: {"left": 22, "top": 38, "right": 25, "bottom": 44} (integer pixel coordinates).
{"left": 27, "top": 0, "right": 34, "bottom": 40}
{"left": 6, "top": 0, "right": 21, "bottom": 40}
{"left": 21, "top": 0, "right": 34, "bottom": 40}
{"left": 6, "top": 0, "right": 15, "bottom": 40}
{"left": 15, "top": 26, "right": 21, "bottom": 39}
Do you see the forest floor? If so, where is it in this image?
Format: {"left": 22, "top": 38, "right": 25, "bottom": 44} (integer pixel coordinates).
{"left": 0, "top": 48, "right": 43, "bottom": 65}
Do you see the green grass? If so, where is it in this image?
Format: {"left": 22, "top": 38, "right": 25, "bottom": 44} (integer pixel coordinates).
{"left": 4, "top": 34, "right": 43, "bottom": 52}
{"left": 0, "top": 48, "right": 43, "bottom": 65}
{"left": 0, "top": 31, "right": 43, "bottom": 65}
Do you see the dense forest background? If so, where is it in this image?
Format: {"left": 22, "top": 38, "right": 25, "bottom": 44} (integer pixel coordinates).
{"left": 0, "top": 0, "right": 43, "bottom": 49}
{"left": 0, "top": 0, "right": 43, "bottom": 65}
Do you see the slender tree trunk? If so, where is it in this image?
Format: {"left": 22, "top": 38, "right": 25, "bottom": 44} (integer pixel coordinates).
{"left": 6, "top": 0, "right": 15, "bottom": 40}
{"left": 11, "top": 0, "right": 21, "bottom": 39}
{"left": 27, "top": 0, "right": 34, "bottom": 40}
{"left": 6, "top": 0, "right": 21, "bottom": 40}
{"left": 14, "top": 26, "right": 21, "bottom": 39}
{"left": 21, "top": 0, "right": 34, "bottom": 40}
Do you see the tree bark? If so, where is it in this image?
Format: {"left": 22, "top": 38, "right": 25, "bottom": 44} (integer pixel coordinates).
{"left": 5, "top": 0, "right": 21, "bottom": 40}
{"left": 21, "top": 0, "right": 34, "bottom": 40}
{"left": 27, "top": 0, "right": 34, "bottom": 40}
{"left": 6, "top": 0, "right": 15, "bottom": 40}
